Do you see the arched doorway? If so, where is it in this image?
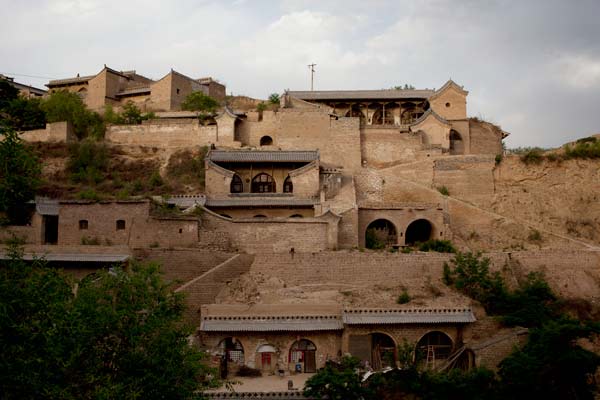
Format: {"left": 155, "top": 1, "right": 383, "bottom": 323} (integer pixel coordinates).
{"left": 256, "top": 344, "right": 279, "bottom": 373}
{"left": 449, "top": 130, "right": 464, "bottom": 155}
{"left": 283, "top": 176, "right": 293, "bottom": 193}
{"left": 371, "top": 333, "right": 396, "bottom": 369}
{"left": 260, "top": 136, "right": 273, "bottom": 146}
{"left": 217, "top": 337, "right": 245, "bottom": 378}
{"left": 251, "top": 173, "right": 275, "bottom": 193}
{"left": 289, "top": 339, "right": 317, "bottom": 373}
{"left": 365, "top": 219, "right": 397, "bottom": 249}
{"left": 405, "top": 219, "right": 433, "bottom": 246}
{"left": 416, "top": 331, "right": 453, "bottom": 369}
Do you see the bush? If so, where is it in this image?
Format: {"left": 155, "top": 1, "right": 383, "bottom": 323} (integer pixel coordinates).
{"left": 365, "top": 228, "right": 386, "bottom": 250}
{"left": 437, "top": 186, "right": 449, "bottom": 196}
{"left": 519, "top": 148, "right": 544, "bottom": 164}
{"left": 256, "top": 102, "right": 267, "bottom": 112}
{"left": 564, "top": 138, "right": 600, "bottom": 159}
{"left": 528, "top": 229, "right": 542, "bottom": 242}
{"left": 81, "top": 236, "right": 100, "bottom": 245}
{"left": 166, "top": 147, "right": 207, "bottom": 187}
{"left": 419, "top": 239, "right": 457, "bottom": 253}
{"left": 149, "top": 170, "right": 164, "bottom": 188}
{"left": 67, "top": 139, "right": 109, "bottom": 184}
{"left": 397, "top": 289, "right": 411, "bottom": 304}
{"left": 268, "top": 93, "right": 280, "bottom": 104}
{"left": 495, "top": 154, "right": 503, "bottom": 165}
{"left": 76, "top": 188, "right": 101, "bottom": 201}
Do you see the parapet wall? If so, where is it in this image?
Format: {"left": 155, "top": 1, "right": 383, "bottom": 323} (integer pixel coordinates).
{"left": 106, "top": 121, "right": 215, "bottom": 148}
{"left": 19, "top": 122, "right": 76, "bottom": 143}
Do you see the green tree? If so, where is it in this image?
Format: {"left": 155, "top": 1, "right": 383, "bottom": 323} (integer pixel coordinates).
{"left": 304, "top": 356, "right": 370, "bottom": 400}
{"left": 121, "top": 101, "right": 143, "bottom": 124}
{"left": 0, "top": 243, "right": 214, "bottom": 399}
{"left": 2, "top": 97, "right": 46, "bottom": 130}
{"left": 268, "top": 93, "right": 280, "bottom": 104}
{"left": 181, "top": 92, "right": 219, "bottom": 113}
{"left": 0, "top": 127, "right": 41, "bottom": 224}
{"left": 0, "top": 79, "right": 19, "bottom": 110}
{"left": 42, "top": 90, "right": 104, "bottom": 139}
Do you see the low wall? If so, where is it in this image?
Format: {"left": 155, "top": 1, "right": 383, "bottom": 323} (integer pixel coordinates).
{"left": 19, "top": 122, "right": 76, "bottom": 143}
{"left": 106, "top": 122, "right": 215, "bottom": 148}
{"left": 199, "top": 211, "right": 335, "bottom": 253}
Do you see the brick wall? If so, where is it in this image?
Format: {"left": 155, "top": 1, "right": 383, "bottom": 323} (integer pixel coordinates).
{"left": 411, "top": 113, "right": 451, "bottom": 149}
{"left": 19, "top": 122, "right": 76, "bottom": 143}
{"left": 469, "top": 119, "right": 503, "bottom": 155}
{"left": 199, "top": 211, "right": 336, "bottom": 253}
{"left": 429, "top": 87, "right": 467, "bottom": 120}
{"left": 106, "top": 122, "right": 216, "bottom": 148}
{"left": 433, "top": 156, "right": 496, "bottom": 204}
{"left": 361, "top": 128, "right": 423, "bottom": 166}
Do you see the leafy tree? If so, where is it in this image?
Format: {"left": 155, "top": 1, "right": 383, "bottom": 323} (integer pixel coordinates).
{"left": 0, "top": 126, "right": 41, "bottom": 224}
{"left": 0, "top": 79, "right": 19, "bottom": 109}
{"left": 498, "top": 318, "right": 600, "bottom": 400}
{"left": 181, "top": 92, "right": 219, "bottom": 113}
{"left": 268, "top": 93, "right": 280, "bottom": 104}
{"left": 256, "top": 102, "right": 267, "bottom": 112}
{"left": 42, "top": 90, "right": 104, "bottom": 139}
{"left": 304, "top": 356, "right": 370, "bottom": 400}
{"left": 0, "top": 243, "right": 215, "bottom": 399}
{"left": 392, "top": 84, "right": 416, "bottom": 90}
{"left": 2, "top": 97, "right": 46, "bottom": 130}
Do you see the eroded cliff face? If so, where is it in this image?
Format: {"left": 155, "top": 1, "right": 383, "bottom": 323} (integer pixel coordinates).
{"left": 491, "top": 157, "right": 600, "bottom": 246}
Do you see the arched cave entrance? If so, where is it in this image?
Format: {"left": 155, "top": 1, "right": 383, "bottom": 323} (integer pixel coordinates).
{"left": 217, "top": 337, "right": 245, "bottom": 378}
{"left": 289, "top": 339, "right": 317, "bottom": 373}
{"left": 416, "top": 331, "right": 453, "bottom": 369}
{"left": 449, "top": 130, "right": 464, "bottom": 155}
{"left": 365, "top": 219, "right": 397, "bottom": 249}
{"left": 405, "top": 219, "right": 433, "bottom": 246}
{"left": 371, "top": 333, "right": 397, "bottom": 370}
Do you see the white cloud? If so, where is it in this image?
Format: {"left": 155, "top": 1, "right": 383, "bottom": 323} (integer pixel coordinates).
{"left": 555, "top": 54, "right": 600, "bottom": 89}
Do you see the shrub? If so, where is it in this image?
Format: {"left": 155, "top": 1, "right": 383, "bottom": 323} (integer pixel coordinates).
{"left": 365, "top": 229, "right": 386, "bottom": 250}
{"left": 149, "top": 170, "right": 164, "bottom": 188}
{"left": 401, "top": 246, "right": 413, "bottom": 253}
{"left": 528, "top": 229, "right": 542, "bottom": 242}
{"left": 519, "top": 148, "right": 544, "bottom": 164}
{"left": 419, "top": 239, "right": 457, "bottom": 253}
{"left": 564, "top": 139, "right": 600, "bottom": 159}
{"left": 268, "top": 93, "right": 280, "bottom": 104}
{"left": 67, "top": 139, "right": 108, "bottom": 184}
{"left": 256, "top": 102, "right": 267, "bottom": 112}
{"left": 81, "top": 236, "right": 100, "bottom": 245}
{"left": 165, "top": 147, "right": 207, "bottom": 188}
{"left": 495, "top": 154, "right": 503, "bottom": 165}
{"left": 437, "top": 186, "right": 449, "bottom": 196}
{"left": 77, "top": 188, "right": 101, "bottom": 201}
{"left": 397, "top": 289, "right": 411, "bottom": 304}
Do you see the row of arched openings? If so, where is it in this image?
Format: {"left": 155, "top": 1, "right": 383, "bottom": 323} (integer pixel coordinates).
{"left": 365, "top": 218, "right": 434, "bottom": 249}
{"left": 217, "top": 331, "right": 472, "bottom": 377}
{"left": 344, "top": 102, "right": 429, "bottom": 125}
{"left": 231, "top": 173, "right": 293, "bottom": 194}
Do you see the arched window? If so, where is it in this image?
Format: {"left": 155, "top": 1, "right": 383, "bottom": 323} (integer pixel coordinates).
{"left": 116, "top": 220, "right": 126, "bottom": 230}
{"left": 253, "top": 214, "right": 267, "bottom": 219}
{"left": 283, "top": 176, "right": 293, "bottom": 193}
{"left": 260, "top": 136, "right": 273, "bottom": 146}
{"left": 230, "top": 174, "right": 243, "bottom": 193}
{"left": 79, "top": 219, "right": 88, "bottom": 230}
{"left": 251, "top": 173, "right": 275, "bottom": 193}
{"left": 289, "top": 214, "right": 303, "bottom": 218}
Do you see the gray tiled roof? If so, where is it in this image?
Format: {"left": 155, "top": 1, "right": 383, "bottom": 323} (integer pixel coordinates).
{"left": 47, "top": 75, "right": 95, "bottom": 86}
{"left": 0, "top": 252, "right": 129, "bottom": 263}
{"left": 342, "top": 308, "right": 476, "bottom": 324}
{"left": 288, "top": 89, "right": 435, "bottom": 101}
{"left": 205, "top": 196, "right": 317, "bottom": 207}
{"left": 116, "top": 87, "right": 151, "bottom": 96}
{"left": 208, "top": 150, "right": 319, "bottom": 163}
{"left": 200, "top": 315, "right": 344, "bottom": 332}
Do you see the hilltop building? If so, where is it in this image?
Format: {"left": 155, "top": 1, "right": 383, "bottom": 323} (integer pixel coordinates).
{"left": 46, "top": 66, "right": 225, "bottom": 112}
{"left": 0, "top": 74, "right": 47, "bottom": 98}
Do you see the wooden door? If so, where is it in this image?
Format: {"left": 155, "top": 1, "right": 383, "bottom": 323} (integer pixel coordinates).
{"left": 304, "top": 350, "right": 316, "bottom": 373}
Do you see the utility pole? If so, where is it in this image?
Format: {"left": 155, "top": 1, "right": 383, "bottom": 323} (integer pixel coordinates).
{"left": 307, "top": 63, "right": 316, "bottom": 91}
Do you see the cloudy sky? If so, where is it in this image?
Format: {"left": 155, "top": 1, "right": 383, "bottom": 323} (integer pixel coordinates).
{"left": 1, "top": 0, "right": 599, "bottom": 147}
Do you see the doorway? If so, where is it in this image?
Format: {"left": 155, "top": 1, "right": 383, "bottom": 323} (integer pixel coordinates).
{"left": 43, "top": 215, "right": 58, "bottom": 245}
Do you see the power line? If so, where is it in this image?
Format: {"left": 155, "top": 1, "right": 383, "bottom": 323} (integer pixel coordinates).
{"left": 0, "top": 72, "right": 58, "bottom": 80}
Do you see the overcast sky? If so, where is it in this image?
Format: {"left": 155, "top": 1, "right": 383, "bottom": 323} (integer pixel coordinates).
{"left": 1, "top": 0, "right": 599, "bottom": 147}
